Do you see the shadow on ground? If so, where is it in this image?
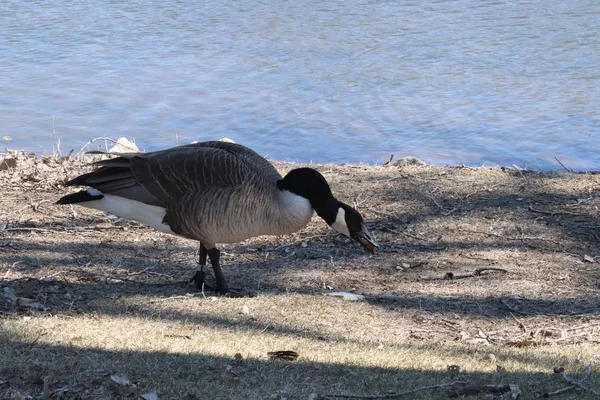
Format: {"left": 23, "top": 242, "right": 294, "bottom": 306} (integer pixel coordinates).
{"left": 1, "top": 332, "right": 597, "bottom": 400}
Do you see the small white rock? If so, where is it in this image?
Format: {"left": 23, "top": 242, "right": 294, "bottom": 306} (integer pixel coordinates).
{"left": 326, "top": 292, "right": 365, "bottom": 301}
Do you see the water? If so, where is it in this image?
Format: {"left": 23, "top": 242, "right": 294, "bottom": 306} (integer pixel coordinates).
{"left": 1, "top": 0, "right": 599, "bottom": 170}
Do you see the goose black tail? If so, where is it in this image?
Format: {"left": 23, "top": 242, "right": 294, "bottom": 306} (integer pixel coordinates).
{"left": 64, "top": 172, "right": 94, "bottom": 186}
{"left": 56, "top": 190, "right": 103, "bottom": 205}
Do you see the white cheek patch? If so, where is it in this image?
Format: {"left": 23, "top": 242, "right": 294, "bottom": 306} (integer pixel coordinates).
{"left": 331, "top": 207, "right": 350, "bottom": 236}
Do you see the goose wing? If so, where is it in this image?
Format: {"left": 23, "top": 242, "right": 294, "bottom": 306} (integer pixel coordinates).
{"left": 66, "top": 141, "right": 282, "bottom": 207}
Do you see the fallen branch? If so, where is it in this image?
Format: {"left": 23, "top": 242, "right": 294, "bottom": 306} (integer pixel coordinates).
{"left": 67, "top": 269, "right": 185, "bottom": 286}
{"left": 500, "top": 299, "right": 599, "bottom": 318}
{"left": 312, "top": 381, "right": 518, "bottom": 400}
{"left": 447, "top": 383, "right": 516, "bottom": 398}
{"left": 0, "top": 224, "right": 146, "bottom": 233}
{"left": 542, "top": 356, "right": 600, "bottom": 397}
{"left": 423, "top": 267, "right": 507, "bottom": 281}
{"left": 311, "top": 381, "right": 463, "bottom": 399}
{"left": 554, "top": 156, "right": 574, "bottom": 173}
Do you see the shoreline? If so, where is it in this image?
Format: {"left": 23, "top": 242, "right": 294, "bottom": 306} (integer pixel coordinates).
{"left": 2, "top": 146, "right": 599, "bottom": 176}
{"left": 2, "top": 134, "right": 599, "bottom": 173}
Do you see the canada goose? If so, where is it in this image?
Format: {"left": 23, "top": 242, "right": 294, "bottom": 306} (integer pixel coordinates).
{"left": 57, "top": 141, "right": 379, "bottom": 294}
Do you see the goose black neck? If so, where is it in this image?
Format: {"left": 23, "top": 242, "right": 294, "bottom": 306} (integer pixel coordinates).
{"left": 277, "top": 167, "right": 339, "bottom": 224}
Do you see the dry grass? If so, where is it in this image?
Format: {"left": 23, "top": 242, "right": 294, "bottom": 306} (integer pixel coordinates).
{"left": 1, "top": 150, "right": 600, "bottom": 399}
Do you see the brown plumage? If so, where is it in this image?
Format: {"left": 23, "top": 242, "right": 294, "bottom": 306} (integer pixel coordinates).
{"left": 58, "top": 141, "right": 378, "bottom": 294}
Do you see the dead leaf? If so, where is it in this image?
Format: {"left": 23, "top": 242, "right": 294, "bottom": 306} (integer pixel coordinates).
{"left": 12, "top": 297, "right": 45, "bottom": 310}
{"left": 225, "top": 353, "right": 248, "bottom": 375}
{"left": 3, "top": 287, "right": 15, "bottom": 299}
{"left": 267, "top": 351, "right": 299, "bottom": 361}
{"left": 446, "top": 365, "right": 460, "bottom": 375}
{"left": 110, "top": 375, "right": 134, "bottom": 387}
{"left": 233, "top": 353, "right": 244, "bottom": 364}
{"left": 509, "top": 384, "right": 521, "bottom": 399}
{"left": 505, "top": 339, "right": 541, "bottom": 347}
{"left": 108, "top": 137, "right": 139, "bottom": 153}
{"left": 140, "top": 391, "right": 158, "bottom": 400}
{"left": 0, "top": 158, "right": 17, "bottom": 171}
{"left": 583, "top": 255, "right": 595, "bottom": 263}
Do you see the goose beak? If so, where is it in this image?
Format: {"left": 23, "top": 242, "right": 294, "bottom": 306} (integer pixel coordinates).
{"left": 352, "top": 226, "right": 379, "bottom": 254}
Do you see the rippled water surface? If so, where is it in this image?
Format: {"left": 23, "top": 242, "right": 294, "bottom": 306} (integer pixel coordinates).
{"left": 1, "top": 0, "right": 599, "bottom": 169}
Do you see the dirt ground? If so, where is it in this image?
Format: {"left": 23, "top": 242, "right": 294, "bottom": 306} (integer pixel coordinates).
{"left": 1, "top": 150, "right": 599, "bottom": 399}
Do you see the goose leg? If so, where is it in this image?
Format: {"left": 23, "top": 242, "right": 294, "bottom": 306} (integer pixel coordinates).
{"left": 190, "top": 243, "right": 207, "bottom": 290}
{"left": 199, "top": 243, "right": 207, "bottom": 266}
{"left": 207, "top": 248, "right": 229, "bottom": 295}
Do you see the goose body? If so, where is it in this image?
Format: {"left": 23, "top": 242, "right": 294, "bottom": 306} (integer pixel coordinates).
{"left": 58, "top": 141, "right": 378, "bottom": 294}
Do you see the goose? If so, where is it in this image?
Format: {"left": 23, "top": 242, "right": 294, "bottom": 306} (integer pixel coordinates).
{"left": 57, "top": 140, "right": 379, "bottom": 294}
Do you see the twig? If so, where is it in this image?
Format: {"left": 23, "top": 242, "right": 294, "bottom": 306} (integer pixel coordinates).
{"left": 528, "top": 205, "right": 581, "bottom": 217}
{"left": 464, "top": 183, "right": 506, "bottom": 198}
{"left": 426, "top": 193, "right": 458, "bottom": 216}
{"left": 461, "top": 254, "right": 495, "bottom": 261}
{"left": 564, "top": 322, "right": 600, "bottom": 333}
{"left": 127, "top": 267, "right": 174, "bottom": 279}
{"left": 422, "top": 267, "right": 507, "bottom": 281}
{"left": 67, "top": 269, "right": 185, "bottom": 286}
{"left": 371, "top": 176, "right": 406, "bottom": 183}
{"left": 467, "top": 230, "right": 561, "bottom": 243}
{"left": 542, "top": 385, "right": 576, "bottom": 397}
{"left": 447, "top": 383, "right": 514, "bottom": 397}
{"left": 273, "top": 233, "right": 335, "bottom": 250}
{"left": 382, "top": 154, "right": 394, "bottom": 166}
{"left": 509, "top": 312, "right": 528, "bottom": 333}
{"left": 500, "top": 300, "right": 538, "bottom": 316}
{"left": 581, "top": 356, "right": 599, "bottom": 382}
{"left": 543, "top": 357, "right": 600, "bottom": 397}
{"left": 0, "top": 224, "right": 145, "bottom": 233}
{"left": 147, "top": 294, "right": 201, "bottom": 304}
{"left": 75, "top": 137, "right": 122, "bottom": 158}
{"left": 555, "top": 156, "right": 574, "bottom": 173}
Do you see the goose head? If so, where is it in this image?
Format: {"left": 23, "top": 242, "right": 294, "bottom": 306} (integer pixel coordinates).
{"left": 277, "top": 168, "right": 379, "bottom": 254}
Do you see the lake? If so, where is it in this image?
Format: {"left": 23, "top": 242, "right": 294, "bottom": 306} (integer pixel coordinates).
{"left": 1, "top": 0, "right": 598, "bottom": 170}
